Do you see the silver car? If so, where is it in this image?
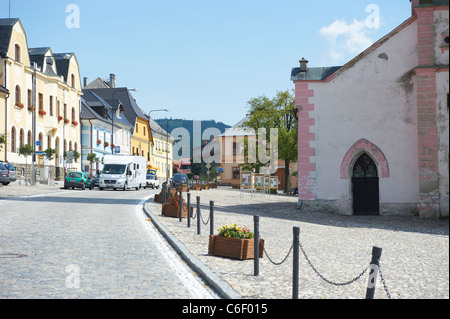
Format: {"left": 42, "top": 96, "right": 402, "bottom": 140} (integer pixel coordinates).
{"left": 0, "top": 163, "right": 10, "bottom": 185}
{"left": 0, "top": 162, "right": 16, "bottom": 185}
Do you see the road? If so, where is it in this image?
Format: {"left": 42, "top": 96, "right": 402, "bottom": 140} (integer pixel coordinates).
{"left": 0, "top": 187, "right": 217, "bottom": 299}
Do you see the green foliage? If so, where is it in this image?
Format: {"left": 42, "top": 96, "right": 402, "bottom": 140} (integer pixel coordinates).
{"left": 19, "top": 144, "right": 33, "bottom": 157}
{"left": 44, "top": 148, "right": 56, "bottom": 161}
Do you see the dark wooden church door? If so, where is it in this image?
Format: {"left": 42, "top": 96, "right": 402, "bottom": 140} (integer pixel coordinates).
{"left": 352, "top": 153, "right": 380, "bottom": 216}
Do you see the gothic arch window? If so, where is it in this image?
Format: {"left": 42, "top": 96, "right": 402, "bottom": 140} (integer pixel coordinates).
{"left": 353, "top": 153, "right": 378, "bottom": 178}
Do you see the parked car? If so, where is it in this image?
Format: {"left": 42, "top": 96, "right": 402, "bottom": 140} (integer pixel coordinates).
{"left": 145, "top": 174, "right": 160, "bottom": 189}
{"left": 171, "top": 173, "right": 188, "bottom": 188}
{"left": 64, "top": 172, "right": 92, "bottom": 190}
{"left": 90, "top": 173, "right": 101, "bottom": 190}
{"left": 0, "top": 161, "right": 16, "bottom": 185}
{"left": 0, "top": 163, "right": 10, "bottom": 185}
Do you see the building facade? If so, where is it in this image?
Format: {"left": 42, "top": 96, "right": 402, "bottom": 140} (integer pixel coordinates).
{"left": 291, "top": 0, "right": 449, "bottom": 218}
{"left": 0, "top": 19, "right": 83, "bottom": 180}
{"left": 84, "top": 79, "right": 153, "bottom": 169}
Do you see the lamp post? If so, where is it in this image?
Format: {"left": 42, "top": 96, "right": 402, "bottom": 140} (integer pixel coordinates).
{"left": 147, "top": 109, "right": 169, "bottom": 175}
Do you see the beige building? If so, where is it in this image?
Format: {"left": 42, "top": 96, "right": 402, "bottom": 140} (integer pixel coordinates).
{"left": 0, "top": 18, "right": 83, "bottom": 180}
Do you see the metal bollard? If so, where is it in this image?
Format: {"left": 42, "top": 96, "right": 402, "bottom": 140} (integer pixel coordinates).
{"left": 197, "top": 196, "right": 201, "bottom": 235}
{"left": 210, "top": 201, "right": 214, "bottom": 236}
{"left": 179, "top": 188, "right": 183, "bottom": 222}
{"left": 365, "top": 246, "right": 383, "bottom": 299}
{"left": 293, "top": 227, "right": 300, "bottom": 299}
{"left": 162, "top": 183, "right": 167, "bottom": 204}
{"left": 187, "top": 193, "right": 191, "bottom": 228}
{"left": 254, "top": 215, "right": 260, "bottom": 276}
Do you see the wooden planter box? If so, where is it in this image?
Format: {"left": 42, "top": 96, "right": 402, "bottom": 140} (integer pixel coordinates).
{"left": 202, "top": 186, "right": 209, "bottom": 190}
{"left": 154, "top": 194, "right": 163, "bottom": 203}
{"left": 208, "top": 235, "right": 264, "bottom": 260}
{"left": 181, "top": 187, "right": 189, "bottom": 193}
{"left": 162, "top": 204, "right": 193, "bottom": 218}
{"left": 192, "top": 185, "right": 202, "bottom": 191}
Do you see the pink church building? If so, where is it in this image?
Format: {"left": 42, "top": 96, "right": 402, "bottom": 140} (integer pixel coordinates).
{"left": 291, "top": 0, "right": 449, "bottom": 218}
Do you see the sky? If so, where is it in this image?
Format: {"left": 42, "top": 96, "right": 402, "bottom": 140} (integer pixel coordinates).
{"left": 1, "top": 0, "right": 412, "bottom": 126}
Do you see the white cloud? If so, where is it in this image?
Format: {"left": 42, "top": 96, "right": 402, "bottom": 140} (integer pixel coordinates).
{"left": 319, "top": 18, "right": 374, "bottom": 65}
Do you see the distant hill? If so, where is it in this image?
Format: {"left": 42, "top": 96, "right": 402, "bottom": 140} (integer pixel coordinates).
{"left": 154, "top": 118, "right": 231, "bottom": 160}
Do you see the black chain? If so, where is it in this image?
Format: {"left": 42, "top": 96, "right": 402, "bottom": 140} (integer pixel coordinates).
{"left": 378, "top": 265, "right": 392, "bottom": 299}
{"left": 200, "top": 211, "right": 210, "bottom": 225}
{"left": 258, "top": 231, "right": 293, "bottom": 266}
{"left": 299, "top": 240, "right": 369, "bottom": 287}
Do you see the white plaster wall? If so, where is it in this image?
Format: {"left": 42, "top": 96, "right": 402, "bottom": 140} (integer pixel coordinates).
{"left": 436, "top": 71, "right": 449, "bottom": 216}
{"left": 309, "top": 20, "right": 420, "bottom": 205}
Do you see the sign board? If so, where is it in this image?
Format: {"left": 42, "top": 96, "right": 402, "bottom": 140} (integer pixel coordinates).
{"left": 240, "top": 171, "right": 252, "bottom": 189}
{"left": 216, "top": 167, "right": 224, "bottom": 173}
{"left": 264, "top": 176, "right": 270, "bottom": 189}
{"left": 206, "top": 164, "right": 211, "bottom": 169}
{"left": 194, "top": 175, "right": 200, "bottom": 180}
{"left": 115, "top": 146, "right": 120, "bottom": 154}
{"left": 36, "top": 141, "right": 41, "bottom": 146}
{"left": 254, "top": 174, "right": 265, "bottom": 190}
{"left": 270, "top": 176, "right": 278, "bottom": 190}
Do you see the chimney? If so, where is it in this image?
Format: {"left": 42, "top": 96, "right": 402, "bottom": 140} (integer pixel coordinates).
{"left": 83, "top": 77, "right": 88, "bottom": 87}
{"left": 299, "top": 58, "right": 309, "bottom": 72}
{"left": 109, "top": 74, "right": 116, "bottom": 88}
{"left": 410, "top": 0, "right": 420, "bottom": 15}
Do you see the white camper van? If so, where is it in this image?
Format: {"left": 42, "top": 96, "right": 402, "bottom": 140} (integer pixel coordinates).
{"left": 99, "top": 155, "right": 147, "bottom": 191}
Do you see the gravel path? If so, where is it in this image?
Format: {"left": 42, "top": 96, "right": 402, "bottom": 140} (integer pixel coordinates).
{"left": 147, "top": 187, "right": 449, "bottom": 299}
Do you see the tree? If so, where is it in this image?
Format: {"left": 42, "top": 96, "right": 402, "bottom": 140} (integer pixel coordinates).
{"left": 243, "top": 90, "right": 298, "bottom": 193}
{"left": 44, "top": 148, "right": 56, "bottom": 161}
{"left": 0, "top": 135, "right": 6, "bottom": 151}
{"left": 87, "top": 153, "right": 98, "bottom": 177}
{"left": 19, "top": 144, "right": 34, "bottom": 185}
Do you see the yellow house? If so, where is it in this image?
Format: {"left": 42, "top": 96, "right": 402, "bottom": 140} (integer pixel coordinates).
{"left": 148, "top": 118, "right": 175, "bottom": 182}
{"left": 0, "top": 18, "right": 83, "bottom": 179}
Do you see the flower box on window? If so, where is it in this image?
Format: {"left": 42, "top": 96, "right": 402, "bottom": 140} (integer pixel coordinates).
{"left": 104, "top": 142, "right": 110, "bottom": 147}
{"left": 58, "top": 116, "right": 64, "bottom": 121}
{"left": 72, "top": 120, "right": 78, "bottom": 126}
{"left": 97, "top": 139, "right": 102, "bottom": 145}
{"left": 15, "top": 102, "right": 24, "bottom": 109}
{"left": 64, "top": 119, "right": 70, "bottom": 124}
{"left": 38, "top": 110, "right": 47, "bottom": 116}
{"left": 28, "top": 106, "right": 34, "bottom": 112}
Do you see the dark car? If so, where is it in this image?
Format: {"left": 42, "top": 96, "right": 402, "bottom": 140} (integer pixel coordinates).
{"left": 171, "top": 173, "right": 188, "bottom": 188}
{"left": 90, "top": 174, "right": 101, "bottom": 190}
{"left": 64, "top": 172, "right": 92, "bottom": 190}
{"left": 0, "top": 161, "right": 16, "bottom": 185}
{"left": 0, "top": 163, "right": 9, "bottom": 184}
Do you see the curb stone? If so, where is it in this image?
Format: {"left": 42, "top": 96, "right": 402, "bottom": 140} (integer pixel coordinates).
{"left": 142, "top": 197, "right": 242, "bottom": 300}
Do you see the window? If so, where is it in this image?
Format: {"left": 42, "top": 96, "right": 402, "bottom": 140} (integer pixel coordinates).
{"left": 15, "top": 85, "right": 21, "bottom": 105}
{"left": 143, "top": 126, "right": 146, "bottom": 136}
{"left": 71, "top": 107, "right": 75, "bottom": 121}
{"left": 39, "top": 93, "right": 43, "bottom": 112}
{"left": 353, "top": 154, "right": 378, "bottom": 179}
{"left": 71, "top": 74, "right": 76, "bottom": 89}
{"left": 28, "top": 90, "right": 32, "bottom": 108}
{"left": 136, "top": 123, "right": 139, "bottom": 133}
{"left": 48, "top": 136, "right": 51, "bottom": 149}
{"left": 11, "top": 127, "right": 16, "bottom": 153}
{"left": 27, "top": 130, "right": 31, "bottom": 146}
{"left": 19, "top": 129, "right": 24, "bottom": 148}
{"left": 49, "top": 96, "right": 53, "bottom": 116}
{"left": 232, "top": 167, "right": 240, "bottom": 180}
{"left": 14, "top": 44, "right": 21, "bottom": 63}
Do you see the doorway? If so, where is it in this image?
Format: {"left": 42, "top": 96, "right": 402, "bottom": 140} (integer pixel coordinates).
{"left": 352, "top": 153, "right": 380, "bottom": 216}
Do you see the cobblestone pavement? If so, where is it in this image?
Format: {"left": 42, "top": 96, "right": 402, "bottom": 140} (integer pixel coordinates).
{"left": 0, "top": 184, "right": 219, "bottom": 299}
{"left": 147, "top": 187, "right": 449, "bottom": 299}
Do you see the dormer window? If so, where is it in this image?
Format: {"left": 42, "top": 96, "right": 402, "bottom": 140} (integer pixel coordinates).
{"left": 15, "top": 44, "right": 21, "bottom": 63}
{"left": 71, "top": 74, "right": 76, "bottom": 89}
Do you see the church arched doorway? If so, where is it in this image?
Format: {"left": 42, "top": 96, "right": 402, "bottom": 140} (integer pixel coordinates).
{"left": 352, "top": 153, "right": 380, "bottom": 216}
